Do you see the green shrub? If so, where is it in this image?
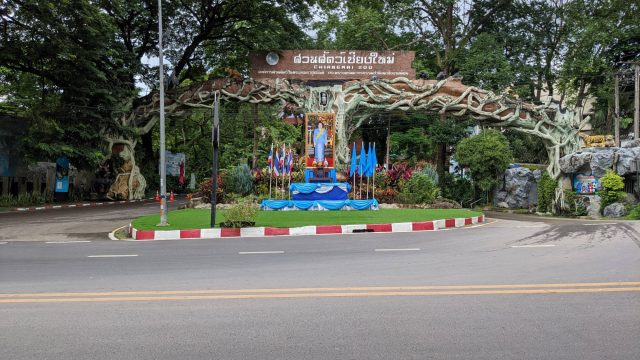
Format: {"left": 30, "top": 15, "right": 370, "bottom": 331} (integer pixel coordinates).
{"left": 627, "top": 204, "right": 640, "bottom": 220}
{"left": 563, "top": 191, "right": 587, "bottom": 217}
{"left": 455, "top": 129, "right": 513, "bottom": 192}
{"left": 398, "top": 173, "right": 439, "bottom": 205}
{"left": 598, "top": 170, "right": 625, "bottom": 211}
{"left": 222, "top": 200, "right": 258, "bottom": 228}
{"left": 231, "top": 164, "right": 254, "bottom": 195}
{"left": 440, "top": 173, "right": 475, "bottom": 207}
{"left": 537, "top": 172, "right": 556, "bottom": 213}
{"left": 418, "top": 164, "right": 439, "bottom": 185}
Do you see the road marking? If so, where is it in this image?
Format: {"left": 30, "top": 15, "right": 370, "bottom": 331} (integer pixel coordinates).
{"left": 46, "top": 241, "right": 91, "bottom": 244}
{"left": 1, "top": 286, "right": 639, "bottom": 303}
{"left": 108, "top": 225, "right": 129, "bottom": 241}
{"left": 375, "top": 248, "right": 421, "bottom": 252}
{"left": 0, "top": 241, "right": 7, "bottom": 245}
{"left": 87, "top": 254, "right": 138, "bottom": 258}
{"left": 583, "top": 223, "right": 617, "bottom": 226}
{"left": 511, "top": 244, "right": 556, "bottom": 248}
{"left": 2, "top": 282, "right": 639, "bottom": 299}
{"left": 238, "top": 251, "right": 284, "bottom": 255}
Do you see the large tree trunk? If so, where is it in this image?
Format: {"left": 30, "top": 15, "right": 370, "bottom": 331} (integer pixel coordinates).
{"left": 104, "top": 138, "right": 147, "bottom": 200}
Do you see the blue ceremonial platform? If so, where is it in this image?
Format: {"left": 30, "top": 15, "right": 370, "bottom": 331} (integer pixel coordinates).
{"left": 261, "top": 181, "right": 378, "bottom": 211}
{"left": 260, "top": 181, "right": 378, "bottom": 211}
{"left": 291, "top": 182, "right": 350, "bottom": 201}
{"left": 261, "top": 198, "right": 379, "bottom": 211}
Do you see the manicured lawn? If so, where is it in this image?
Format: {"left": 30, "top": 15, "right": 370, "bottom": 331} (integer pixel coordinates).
{"left": 132, "top": 208, "right": 482, "bottom": 231}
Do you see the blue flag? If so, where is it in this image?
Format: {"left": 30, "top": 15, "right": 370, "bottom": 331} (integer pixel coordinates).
{"left": 369, "top": 143, "right": 378, "bottom": 177}
{"left": 366, "top": 143, "right": 374, "bottom": 177}
{"left": 349, "top": 142, "right": 357, "bottom": 177}
{"left": 358, "top": 142, "right": 367, "bottom": 176}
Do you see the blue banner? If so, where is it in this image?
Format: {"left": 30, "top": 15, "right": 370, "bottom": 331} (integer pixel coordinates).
{"left": 55, "top": 156, "right": 70, "bottom": 193}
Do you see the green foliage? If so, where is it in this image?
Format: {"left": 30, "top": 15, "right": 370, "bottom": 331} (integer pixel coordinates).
{"left": 537, "top": 172, "right": 557, "bottom": 213}
{"left": 390, "top": 127, "right": 433, "bottom": 163}
{"left": 222, "top": 200, "right": 258, "bottom": 228}
{"left": 598, "top": 170, "right": 626, "bottom": 210}
{"left": 459, "top": 33, "right": 513, "bottom": 92}
{"left": 504, "top": 130, "right": 547, "bottom": 164}
{"left": 0, "top": 191, "right": 52, "bottom": 207}
{"left": 418, "top": 164, "right": 439, "bottom": 185}
{"left": 562, "top": 191, "right": 588, "bottom": 217}
{"left": 627, "top": 204, "right": 640, "bottom": 220}
{"left": 398, "top": 174, "right": 439, "bottom": 205}
{"left": 454, "top": 129, "right": 513, "bottom": 192}
{"left": 440, "top": 173, "right": 475, "bottom": 208}
{"left": 231, "top": 164, "right": 254, "bottom": 195}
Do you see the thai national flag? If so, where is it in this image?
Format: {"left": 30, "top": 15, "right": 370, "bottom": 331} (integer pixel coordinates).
{"left": 267, "top": 146, "right": 273, "bottom": 167}
{"left": 274, "top": 150, "right": 280, "bottom": 176}
{"left": 288, "top": 148, "right": 294, "bottom": 173}
{"left": 279, "top": 145, "right": 286, "bottom": 174}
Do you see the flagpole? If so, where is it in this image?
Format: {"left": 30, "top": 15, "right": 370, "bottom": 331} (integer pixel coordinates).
{"left": 366, "top": 142, "right": 370, "bottom": 199}
{"left": 280, "top": 144, "right": 285, "bottom": 200}
{"left": 288, "top": 144, "right": 291, "bottom": 200}
{"left": 372, "top": 142, "right": 376, "bottom": 200}
{"left": 268, "top": 143, "right": 273, "bottom": 199}
{"left": 274, "top": 144, "right": 278, "bottom": 200}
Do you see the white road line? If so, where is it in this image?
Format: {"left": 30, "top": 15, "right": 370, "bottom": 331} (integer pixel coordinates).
{"left": 511, "top": 244, "right": 556, "bottom": 248}
{"left": 375, "top": 248, "right": 421, "bottom": 252}
{"left": 87, "top": 254, "right": 138, "bottom": 258}
{"left": 46, "top": 241, "right": 91, "bottom": 244}
{"left": 0, "top": 242, "right": 7, "bottom": 245}
{"left": 583, "top": 223, "right": 617, "bottom": 226}
{"left": 238, "top": 251, "right": 285, "bottom": 255}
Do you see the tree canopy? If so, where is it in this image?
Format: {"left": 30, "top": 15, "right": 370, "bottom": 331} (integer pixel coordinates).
{"left": 0, "top": 0, "right": 638, "bottom": 183}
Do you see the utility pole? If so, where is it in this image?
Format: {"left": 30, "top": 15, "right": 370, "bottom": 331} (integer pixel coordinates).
{"left": 157, "top": 0, "right": 168, "bottom": 226}
{"left": 385, "top": 115, "right": 390, "bottom": 170}
{"left": 210, "top": 92, "right": 220, "bottom": 228}
{"left": 615, "top": 74, "right": 620, "bottom": 147}
{"left": 635, "top": 64, "right": 639, "bottom": 140}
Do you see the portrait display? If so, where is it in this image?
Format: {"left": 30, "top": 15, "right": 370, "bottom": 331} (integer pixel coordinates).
{"left": 305, "top": 113, "right": 335, "bottom": 168}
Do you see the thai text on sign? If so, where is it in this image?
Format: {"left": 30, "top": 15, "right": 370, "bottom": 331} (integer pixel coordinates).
{"left": 250, "top": 50, "right": 415, "bottom": 80}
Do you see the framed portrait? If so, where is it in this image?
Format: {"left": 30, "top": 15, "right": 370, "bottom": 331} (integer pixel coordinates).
{"left": 304, "top": 113, "right": 335, "bottom": 168}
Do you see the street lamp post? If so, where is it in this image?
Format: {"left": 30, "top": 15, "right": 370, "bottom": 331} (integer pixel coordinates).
{"left": 210, "top": 92, "right": 220, "bottom": 228}
{"left": 158, "top": 0, "right": 168, "bottom": 225}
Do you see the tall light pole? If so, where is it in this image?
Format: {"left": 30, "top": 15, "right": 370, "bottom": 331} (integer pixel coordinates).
{"left": 210, "top": 92, "right": 220, "bottom": 228}
{"left": 635, "top": 64, "right": 639, "bottom": 140}
{"left": 158, "top": 0, "right": 168, "bottom": 225}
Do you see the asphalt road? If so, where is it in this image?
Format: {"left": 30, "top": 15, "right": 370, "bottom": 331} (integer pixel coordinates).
{"left": 0, "top": 205, "right": 639, "bottom": 359}
{"left": 0, "top": 200, "right": 184, "bottom": 241}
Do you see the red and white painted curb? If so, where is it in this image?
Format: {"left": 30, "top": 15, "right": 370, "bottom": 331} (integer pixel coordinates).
{"left": 14, "top": 198, "right": 154, "bottom": 212}
{"left": 128, "top": 215, "right": 485, "bottom": 240}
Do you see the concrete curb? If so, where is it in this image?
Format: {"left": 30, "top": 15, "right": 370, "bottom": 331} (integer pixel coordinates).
{"left": 128, "top": 215, "right": 485, "bottom": 240}
{"left": 13, "top": 198, "right": 155, "bottom": 212}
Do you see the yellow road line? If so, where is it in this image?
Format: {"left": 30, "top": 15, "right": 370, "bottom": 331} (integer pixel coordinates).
{"left": 2, "top": 282, "right": 640, "bottom": 298}
{"left": 1, "top": 287, "right": 639, "bottom": 303}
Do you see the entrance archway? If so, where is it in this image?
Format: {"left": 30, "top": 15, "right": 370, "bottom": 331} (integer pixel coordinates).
{"left": 135, "top": 76, "right": 589, "bottom": 180}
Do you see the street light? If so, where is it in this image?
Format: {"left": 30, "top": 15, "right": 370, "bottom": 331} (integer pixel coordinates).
{"left": 158, "top": 0, "right": 168, "bottom": 225}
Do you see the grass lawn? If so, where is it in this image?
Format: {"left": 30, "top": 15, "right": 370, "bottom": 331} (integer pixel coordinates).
{"left": 132, "top": 208, "right": 482, "bottom": 231}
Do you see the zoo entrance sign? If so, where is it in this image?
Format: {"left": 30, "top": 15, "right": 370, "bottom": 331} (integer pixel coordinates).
{"left": 250, "top": 50, "right": 415, "bottom": 80}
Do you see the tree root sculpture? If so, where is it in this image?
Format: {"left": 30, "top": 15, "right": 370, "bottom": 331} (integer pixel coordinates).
{"left": 131, "top": 77, "right": 588, "bottom": 181}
